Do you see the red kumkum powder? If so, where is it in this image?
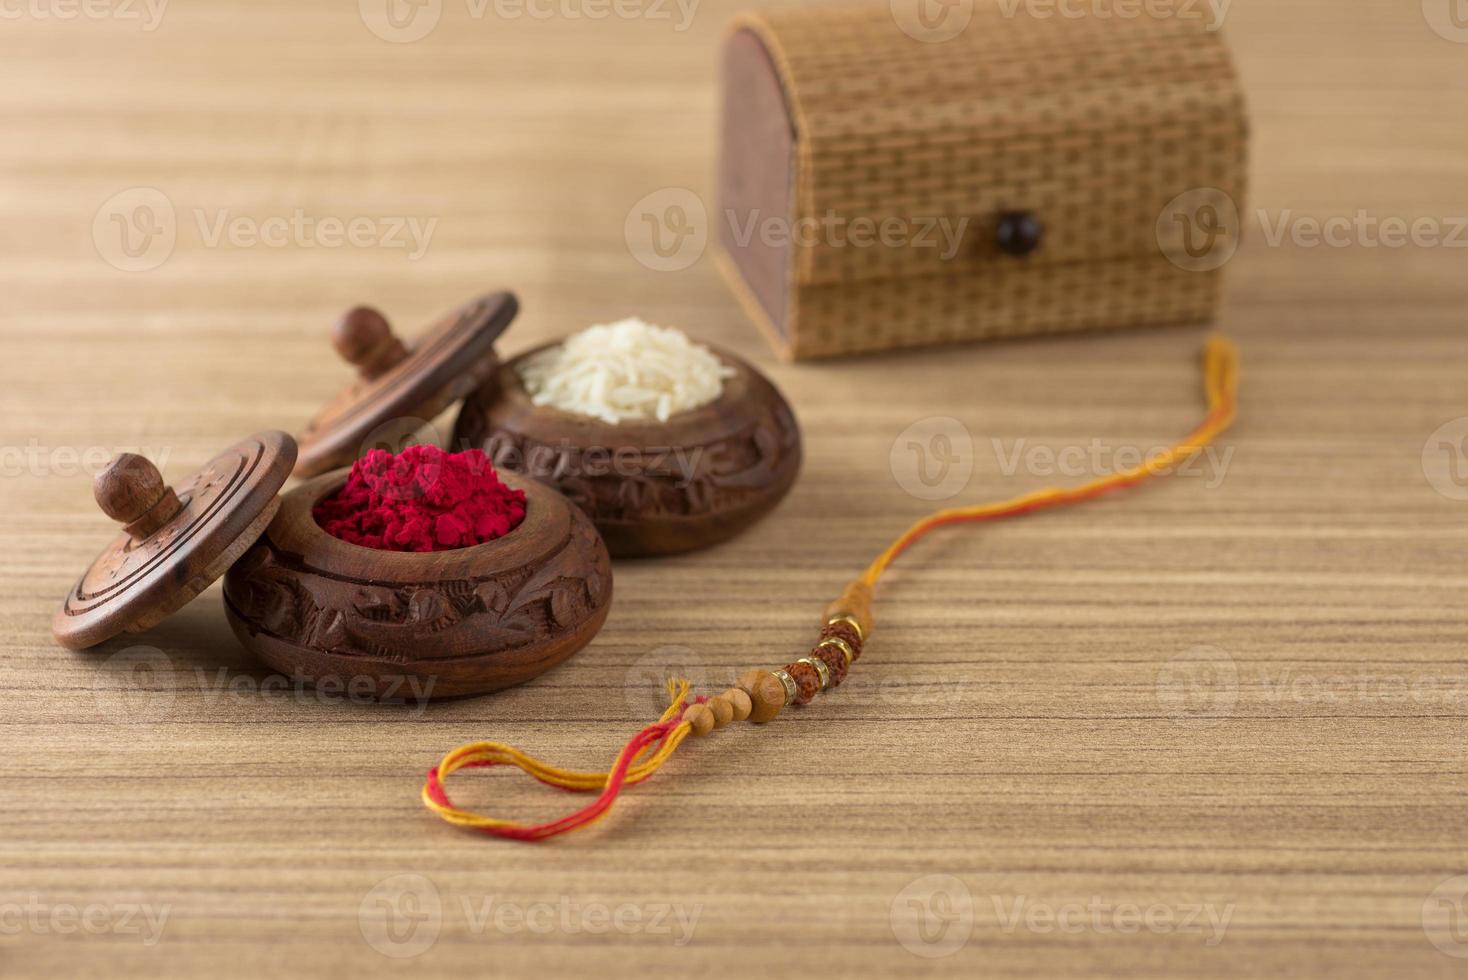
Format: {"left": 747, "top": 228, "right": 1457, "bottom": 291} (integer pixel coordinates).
{"left": 313, "top": 446, "right": 527, "bottom": 553}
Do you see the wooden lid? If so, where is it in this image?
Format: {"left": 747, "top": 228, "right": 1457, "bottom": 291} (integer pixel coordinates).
{"left": 294, "top": 292, "right": 520, "bottom": 478}
{"left": 53, "top": 431, "right": 297, "bottom": 650}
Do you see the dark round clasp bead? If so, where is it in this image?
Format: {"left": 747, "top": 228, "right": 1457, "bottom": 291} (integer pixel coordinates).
{"left": 996, "top": 211, "right": 1044, "bottom": 256}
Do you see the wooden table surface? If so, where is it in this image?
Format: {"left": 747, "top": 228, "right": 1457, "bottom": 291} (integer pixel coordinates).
{"left": 3, "top": 1, "right": 1466, "bottom": 977}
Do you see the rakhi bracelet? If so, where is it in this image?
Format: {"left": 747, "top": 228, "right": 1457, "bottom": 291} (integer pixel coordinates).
{"left": 422, "top": 336, "right": 1241, "bottom": 842}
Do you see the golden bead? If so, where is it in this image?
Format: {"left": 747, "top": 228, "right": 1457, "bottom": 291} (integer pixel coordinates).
{"left": 708, "top": 697, "right": 734, "bottom": 729}
{"left": 683, "top": 703, "right": 715, "bottom": 737}
{"left": 737, "top": 669, "right": 788, "bottom": 725}
{"left": 722, "top": 688, "right": 753, "bottom": 722}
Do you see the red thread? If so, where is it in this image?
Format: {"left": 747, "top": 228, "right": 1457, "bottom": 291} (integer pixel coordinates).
{"left": 313, "top": 446, "right": 526, "bottom": 552}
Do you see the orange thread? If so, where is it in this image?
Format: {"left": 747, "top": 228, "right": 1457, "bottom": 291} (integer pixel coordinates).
{"left": 423, "top": 337, "right": 1240, "bottom": 841}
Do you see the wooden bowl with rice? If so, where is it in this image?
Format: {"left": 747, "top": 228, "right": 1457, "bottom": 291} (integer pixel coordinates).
{"left": 452, "top": 322, "right": 802, "bottom": 558}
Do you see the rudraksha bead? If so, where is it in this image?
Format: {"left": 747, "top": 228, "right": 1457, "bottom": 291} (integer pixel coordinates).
{"left": 785, "top": 660, "right": 821, "bottom": 705}
{"left": 813, "top": 643, "right": 849, "bottom": 687}
{"left": 822, "top": 621, "right": 863, "bottom": 662}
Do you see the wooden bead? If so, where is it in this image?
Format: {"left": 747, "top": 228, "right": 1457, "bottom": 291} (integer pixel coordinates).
{"left": 825, "top": 580, "right": 874, "bottom": 640}
{"left": 708, "top": 696, "right": 734, "bottom": 729}
{"left": 722, "top": 688, "right": 753, "bottom": 722}
{"left": 333, "top": 306, "right": 409, "bottom": 382}
{"left": 683, "top": 702, "right": 715, "bottom": 737}
{"left": 94, "top": 454, "right": 182, "bottom": 540}
{"left": 737, "top": 669, "right": 787, "bottom": 725}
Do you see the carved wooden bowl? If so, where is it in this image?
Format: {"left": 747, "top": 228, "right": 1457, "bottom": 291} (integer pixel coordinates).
{"left": 453, "top": 344, "right": 802, "bottom": 558}
{"left": 221, "top": 469, "right": 612, "bottom": 700}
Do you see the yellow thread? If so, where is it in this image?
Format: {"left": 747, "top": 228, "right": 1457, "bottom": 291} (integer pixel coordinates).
{"left": 858, "top": 336, "right": 1239, "bottom": 589}
{"left": 422, "top": 679, "right": 692, "bottom": 833}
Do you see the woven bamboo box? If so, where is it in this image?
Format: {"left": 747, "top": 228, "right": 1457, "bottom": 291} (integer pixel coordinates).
{"left": 715, "top": 3, "right": 1249, "bottom": 361}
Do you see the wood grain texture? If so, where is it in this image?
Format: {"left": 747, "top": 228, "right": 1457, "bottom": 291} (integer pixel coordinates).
{"left": 1, "top": 1, "right": 1466, "bottom": 977}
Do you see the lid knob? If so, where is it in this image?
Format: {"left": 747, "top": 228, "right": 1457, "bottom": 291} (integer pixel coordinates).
{"left": 333, "top": 307, "right": 410, "bottom": 382}
{"left": 95, "top": 453, "right": 183, "bottom": 540}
